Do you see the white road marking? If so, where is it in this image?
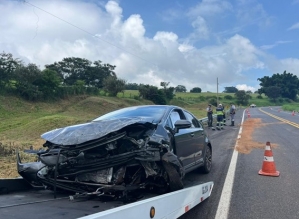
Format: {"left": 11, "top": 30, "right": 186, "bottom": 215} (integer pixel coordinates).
{"left": 214, "top": 109, "right": 246, "bottom": 219}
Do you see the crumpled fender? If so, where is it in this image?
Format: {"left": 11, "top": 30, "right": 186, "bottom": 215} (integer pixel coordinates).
{"left": 161, "top": 152, "right": 185, "bottom": 178}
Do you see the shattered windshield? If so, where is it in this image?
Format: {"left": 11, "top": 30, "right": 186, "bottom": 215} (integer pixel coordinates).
{"left": 93, "top": 106, "right": 167, "bottom": 123}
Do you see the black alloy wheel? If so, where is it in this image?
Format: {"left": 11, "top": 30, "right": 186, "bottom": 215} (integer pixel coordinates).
{"left": 200, "top": 146, "right": 212, "bottom": 174}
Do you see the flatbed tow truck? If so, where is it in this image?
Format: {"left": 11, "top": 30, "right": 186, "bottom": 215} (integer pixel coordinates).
{"left": 0, "top": 178, "right": 213, "bottom": 219}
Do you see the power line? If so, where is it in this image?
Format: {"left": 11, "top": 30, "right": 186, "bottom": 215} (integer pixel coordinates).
{"left": 22, "top": 0, "right": 156, "bottom": 65}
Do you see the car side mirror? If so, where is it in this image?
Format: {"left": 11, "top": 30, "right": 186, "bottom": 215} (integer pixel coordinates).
{"left": 174, "top": 120, "right": 192, "bottom": 133}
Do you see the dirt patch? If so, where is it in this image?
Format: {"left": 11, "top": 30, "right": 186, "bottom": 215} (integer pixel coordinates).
{"left": 236, "top": 118, "right": 278, "bottom": 154}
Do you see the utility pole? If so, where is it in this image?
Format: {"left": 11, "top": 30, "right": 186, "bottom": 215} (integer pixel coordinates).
{"left": 217, "top": 77, "right": 219, "bottom": 105}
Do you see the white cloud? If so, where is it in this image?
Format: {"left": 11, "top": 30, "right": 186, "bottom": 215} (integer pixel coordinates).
{"left": 288, "top": 22, "right": 299, "bottom": 30}
{"left": 153, "top": 32, "right": 178, "bottom": 42}
{"left": 267, "top": 58, "right": 299, "bottom": 78}
{"left": 160, "top": 8, "right": 182, "bottom": 22}
{"left": 178, "top": 44, "right": 195, "bottom": 53}
{"left": 188, "top": 0, "right": 232, "bottom": 18}
{"left": 0, "top": 0, "right": 298, "bottom": 93}
{"left": 190, "top": 16, "right": 209, "bottom": 40}
{"left": 236, "top": 84, "right": 257, "bottom": 92}
{"left": 260, "top": 41, "right": 292, "bottom": 50}
{"left": 236, "top": 1, "right": 272, "bottom": 28}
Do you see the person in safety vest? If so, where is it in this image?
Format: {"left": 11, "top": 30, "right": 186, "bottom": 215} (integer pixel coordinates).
{"left": 216, "top": 103, "right": 224, "bottom": 130}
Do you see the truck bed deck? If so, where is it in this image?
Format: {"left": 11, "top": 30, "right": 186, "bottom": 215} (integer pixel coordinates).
{"left": 0, "top": 188, "right": 126, "bottom": 219}
{"left": 0, "top": 177, "right": 164, "bottom": 219}
{"left": 0, "top": 174, "right": 206, "bottom": 219}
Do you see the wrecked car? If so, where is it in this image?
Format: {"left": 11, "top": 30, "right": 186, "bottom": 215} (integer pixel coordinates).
{"left": 17, "top": 105, "right": 212, "bottom": 199}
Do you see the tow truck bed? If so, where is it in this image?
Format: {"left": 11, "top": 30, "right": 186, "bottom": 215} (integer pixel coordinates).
{"left": 0, "top": 178, "right": 213, "bottom": 219}
{"left": 0, "top": 189, "right": 126, "bottom": 219}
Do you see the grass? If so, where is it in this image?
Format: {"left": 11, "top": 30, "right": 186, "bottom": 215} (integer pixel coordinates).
{"left": 0, "top": 92, "right": 298, "bottom": 178}
{"left": 282, "top": 103, "right": 299, "bottom": 112}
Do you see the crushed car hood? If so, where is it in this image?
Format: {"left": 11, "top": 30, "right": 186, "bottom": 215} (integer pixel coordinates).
{"left": 41, "top": 117, "right": 155, "bottom": 145}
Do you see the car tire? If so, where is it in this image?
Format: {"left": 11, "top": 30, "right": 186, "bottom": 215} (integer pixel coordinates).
{"left": 199, "top": 146, "right": 212, "bottom": 174}
{"left": 162, "top": 162, "right": 184, "bottom": 192}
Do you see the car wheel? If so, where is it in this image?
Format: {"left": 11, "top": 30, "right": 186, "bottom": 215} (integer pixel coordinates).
{"left": 199, "top": 146, "right": 212, "bottom": 174}
{"left": 162, "top": 162, "right": 184, "bottom": 192}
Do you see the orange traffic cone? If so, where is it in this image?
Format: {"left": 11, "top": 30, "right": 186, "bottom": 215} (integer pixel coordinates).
{"left": 258, "top": 142, "right": 280, "bottom": 177}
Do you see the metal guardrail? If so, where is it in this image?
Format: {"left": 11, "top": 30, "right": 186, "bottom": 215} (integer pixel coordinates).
{"left": 198, "top": 115, "right": 216, "bottom": 126}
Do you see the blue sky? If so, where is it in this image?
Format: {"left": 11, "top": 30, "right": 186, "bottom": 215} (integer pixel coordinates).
{"left": 1, "top": 0, "right": 299, "bottom": 92}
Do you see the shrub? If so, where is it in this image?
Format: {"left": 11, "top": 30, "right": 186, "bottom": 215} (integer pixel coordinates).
{"left": 209, "top": 98, "right": 217, "bottom": 106}
{"left": 206, "top": 96, "right": 217, "bottom": 100}
{"left": 133, "top": 95, "right": 140, "bottom": 100}
{"left": 199, "top": 96, "right": 206, "bottom": 101}
{"left": 284, "top": 98, "right": 293, "bottom": 103}
{"left": 224, "top": 95, "right": 233, "bottom": 100}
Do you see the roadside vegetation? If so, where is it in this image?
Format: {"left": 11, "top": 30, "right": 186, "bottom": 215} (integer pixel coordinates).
{"left": 1, "top": 91, "right": 298, "bottom": 179}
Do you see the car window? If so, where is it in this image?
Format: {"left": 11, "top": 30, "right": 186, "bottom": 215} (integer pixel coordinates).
{"left": 165, "top": 116, "right": 173, "bottom": 129}
{"left": 93, "top": 106, "right": 167, "bottom": 122}
{"left": 184, "top": 111, "right": 199, "bottom": 128}
{"left": 169, "top": 111, "right": 184, "bottom": 127}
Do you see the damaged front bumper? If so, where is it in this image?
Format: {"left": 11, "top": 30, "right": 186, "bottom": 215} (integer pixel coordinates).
{"left": 17, "top": 118, "right": 185, "bottom": 199}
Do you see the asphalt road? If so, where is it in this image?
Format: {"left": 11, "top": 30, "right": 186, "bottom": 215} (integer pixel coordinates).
{"left": 181, "top": 106, "right": 299, "bottom": 219}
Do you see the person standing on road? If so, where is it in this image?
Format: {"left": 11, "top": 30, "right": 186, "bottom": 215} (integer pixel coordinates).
{"left": 206, "top": 104, "right": 213, "bottom": 128}
{"left": 216, "top": 104, "right": 224, "bottom": 130}
{"left": 229, "top": 103, "right": 236, "bottom": 126}
{"left": 222, "top": 104, "right": 226, "bottom": 126}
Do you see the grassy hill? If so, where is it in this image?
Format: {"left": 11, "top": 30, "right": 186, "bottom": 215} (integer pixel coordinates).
{"left": 0, "top": 91, "right": 298, "bottom": 178}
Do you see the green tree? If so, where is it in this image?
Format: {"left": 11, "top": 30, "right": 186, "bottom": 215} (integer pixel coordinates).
{"left": 125, "top": 83, "right": 139, "bottom": 90}
{"left": 160, "top": 81, "right": 175, "bottom": 101}
{"left": 190, "top": 87, "right": 202, "bottom": 93}
{"left": 160, "top": 81, "right": 170, "bottom": 89}
{"left": 235, "top": 90, "right": 250, "bottom": 106}
{"left": 45, "top": 57, "right": 91, "bottom": 86}
{"left": 138, "top": 84, "right": 167, "bottom": 105}
{"left": 258, "top": 71, "right": 299, "bottom": 100}
{"left": 45, "top": 58, "right": 116, "bottom": 88}
{"left": 14, "top": 63, "right": 42, "bottom": 100}
{"left": 0, "top": 52, "right": 20, "bottom": 91}
{"left": 74, "top": 80, "right": 86, "bottom": 95}
{"left": 35, "top": 69, "right": 62, "bottom": 99}
{"left": 103, "top": 77, "right": 126, "bottom": 96}
{"left": 175, "top": 85, "right": 187, "bottom": 92}
{"left": 88, "top": 61, "right": 116, "bottom": 88}
{"left": 164, "top": 86, "right": 175, "bottom": 101}
{"left": 223, "top": 86, "right": 238, "bottom": 93}
{"left": 264, "top": 86, "right": 281, "bottom": 101}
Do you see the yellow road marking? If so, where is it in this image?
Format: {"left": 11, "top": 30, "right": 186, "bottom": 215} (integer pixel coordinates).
{"left": 259, "top": 108, "right": 299, "bottom": 128}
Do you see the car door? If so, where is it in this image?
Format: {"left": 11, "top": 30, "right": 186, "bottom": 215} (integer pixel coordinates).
{"left": 167, "top": 109, "right": 198, "bottom": 170}
{"left": 183, "top": 111, "right": 205, "bottom": 166}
